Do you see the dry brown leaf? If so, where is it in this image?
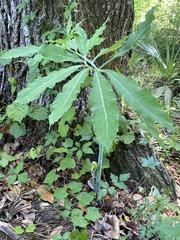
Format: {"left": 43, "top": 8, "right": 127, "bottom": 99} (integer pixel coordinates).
{"left": 104, "top": 215, "right": 120, "bottom": 239}
{"left": 58, "top": 199, "right": 64, "bottom": 207}
{"left": 37, "top": 185, "right": 54, "bottom": 203}
{"left": 48, "top": 226, "right": 63, "bottom": 239}
{"left": 3, "top": 143, "right": 11, "bottom": 153}
{"left": 6, "top": 190, "right": 18, "bottom": 201}
{"left": 132, "top": 193, "right": 143, "bottom": 201}
{"left": 9, "top": 185, "right": 21, "bottom": 196}
{"left": 30, "top": 178, "right": 39, "bottom": 188}
{"left": 22, "top": 219, "right": 34, "bottom": 225}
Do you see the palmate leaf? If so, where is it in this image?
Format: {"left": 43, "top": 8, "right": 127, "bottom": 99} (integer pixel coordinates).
{"left": 15, "top": 65, "right": 81, "bottom": 104}
{"left": 106, "top": 70, "right": 173, "bottom": 131}
{"left": 40, "top": 44, "right": 82, "bottom": 63}
{"left": 89, "top": 71, "right": 119, "bottom": 150}
{"left": 49, "top": 68, "right": 89, "bottom": 125}
{"left": 0, "top": 45, "right": 39, "bottom": 66}
{"left": 116, "top": 7, "right": 156, "bottom": 57}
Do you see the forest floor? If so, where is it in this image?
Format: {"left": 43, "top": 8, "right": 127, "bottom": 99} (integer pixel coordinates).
{"left": 0, "top": 117, "right": 179, "bottom": 239}
{"left": 0, "top": 74, "right": 180, "bottom": 240}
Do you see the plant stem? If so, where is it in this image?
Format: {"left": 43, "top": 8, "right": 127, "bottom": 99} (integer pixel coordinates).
{"left": 99, "top": 55, "right": 117, "bottom": 69}
{"left": 95, "top": 144, "right": 103, "bottom": 205}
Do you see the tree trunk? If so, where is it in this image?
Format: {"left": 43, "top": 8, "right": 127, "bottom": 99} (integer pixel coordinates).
{"left": 0, "top": 0, "right": 177, "bottom": 200}
{"left": 77, "top": 0, "right": 134, "bottom": 71}
{"left": 110, "top": 136, "right": 177, "bottom": 201}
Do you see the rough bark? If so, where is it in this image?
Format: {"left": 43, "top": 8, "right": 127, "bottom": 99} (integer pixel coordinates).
{"left": 0, "top": 0, "right": 177, "bottom": 200}
{"left": 0, "top": 0, "right": 64, "bottom": 105}
{"left": 77, "top": 0, "right": 134, "bottom": 70}
{"left": 110, "top": 137, "right": 177, "bottom": 201}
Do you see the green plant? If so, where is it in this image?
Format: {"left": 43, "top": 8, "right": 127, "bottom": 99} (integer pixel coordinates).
{"left": 131, "top": 187, "right": 180, "bottom": 239}
{"left": 137, "top": 39, "right": 180, "bottom": 107}
{"left": 0, "top": 7, "right": 173, "bottom": 201}
{"left": 97, "top": 173, "right": 130, "bottom": 200}
{"left": 14, "top": 223, "right": 36, "bottom": 235}
{"left": 8, "top": 162, "right": 29, "bottom": 186}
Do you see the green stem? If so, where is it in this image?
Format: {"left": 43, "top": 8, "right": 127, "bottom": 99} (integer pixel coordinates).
{"left": 99, "top": 55, "right": 117, "bottom": 69}
{"left": 69, "top": 49, "right": 98, "bottom": 69}
{"left": 95, "top": 144, "right": 103, "bottom": 203}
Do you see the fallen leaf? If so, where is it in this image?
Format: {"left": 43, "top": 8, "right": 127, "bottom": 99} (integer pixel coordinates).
{"left": 132, "top": 193, "right": 143, "bottom": 201}
{"left": 104, "top": 215, "right": 120, "bottom": 239}
{"left": 9, "top": 185, "right": 21, "bottom": 196}
{"left": 37, "top": 186, "right": 54, "bottom": 203}
{"left": 48, "top": 226, "right": 63, "bottom": 239}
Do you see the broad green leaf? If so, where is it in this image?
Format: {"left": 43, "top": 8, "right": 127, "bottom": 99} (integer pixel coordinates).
{"left": 71, "top": 213, "right": 88, "bottom": 228}
{"left": 44, "top": 131, "right": 59, "bottom": 146}
{"left": 63, "top": 107, "right": 75, "bottom": 122}
{"left": 76, "top": 150, "right": 82, "bottom": 160}
{"left": 0, "top": 45, "right": 39, "bottom": 66}
{"left": 119, "top": 131, "right": 135, "bottom": 144}
{"left": 108, "top": 186, "right": 116, "bottom": 195}
{"left": 14, "top": 226, "right": 24, "bottom": 234}
{"left": 61, "top": 210, "right": 70, "bottom": 218}
{"left": 67, "top": 181, "right": 82, "bottom": 193}
{"left": 116, "top": 7, "right": 156, "bottom": 57}
{"left": 141, "top": 156, "right": 160, "bottom": 169}
{"left": 97, "top": 189, "right": 107, "bottom": 200}
{"left": 100, "top": 181, "right": 109, "bottom": 189}
{"left": 25, "top": 223, "right": 36, "bottom": 233}
{"left": 46, "top": 147, "right": 67, "bottom": 159}
{"left": 14, "top": 162, "right": 24, "bottom": 174}
{"left": 85, "top": 207, "right": 101, "bottom": 221}
{"left": 106, "top": 70, "right": 173, "bottom": 130}
{"left": 89, "top": 71, "right": 119, "bottom": 150}
{"left": 60, "top": 157, "right": 76, "bottom": 170}
{"left": 8, "top": 175, "right": 17, "bottom": 186}
{"left": 10, "top": 122, "right": 26, "bottom": 139}
{"left": 76, "top": 192, "right": 95, "bottom": 206}
{"left": 110, "top": 173, "right": 118, "bottom": 183}
{"left": 43, "top": 169, "right": 58, "bottom": 184}
{"left": 62, "top": 138, "right": 74, "bottom": 148}
{"left": 49, "top": 68, "right": 89, "bottom": 125}
{"left": 16, "top": 65, "right": 81, "bottom": 104}
{"left": 18, "top": 172, "right": 29, "bottom": 183}
{"left": 87, "top": 22, "right": 106, "bottom": 51}
{"left": 119, "top": 173, "right": 130, "bottom": 182}
{"left": 0, "top": 152, "right": 18, "bottom": 168}
{"left": 40, "top": 44, "right": 82, "bottom": 63}
{"left": 28, "top": 105, "right": 48, "bottom": 120}
{"left": 6, "top": 103, "right": 29, "bottom": 123}
{"left": 71, "top": 230, "right": 88, "bottom": 240}
{"left": 53, "top": 187, "right": 68, "bottom": 200}
{"left": 114, "top": 181, "right": 126, "bottom": 190}
{"left": 82, "top": 142, "right": 94, "bottom": 154}
{"left": 58, "top": 121, "right": 69, "bottom": 137}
